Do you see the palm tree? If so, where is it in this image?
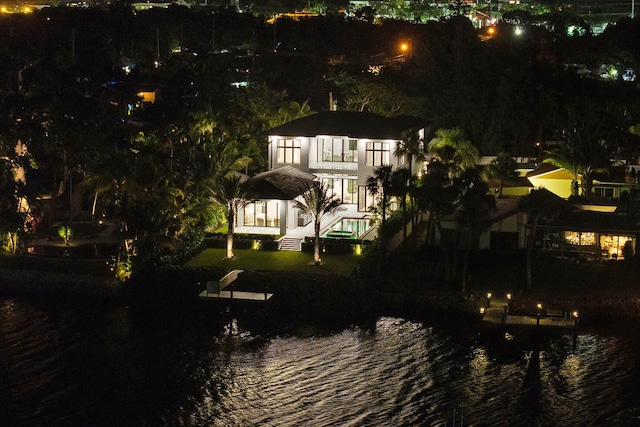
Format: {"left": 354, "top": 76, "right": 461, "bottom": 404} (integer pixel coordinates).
{"left": 543, "top": 142, "right": 582, "bottom": 197}
{"left": 270, "top": 100, "right": 313, "bottom": 126}
{"left": 519, "top": 188, "right": 565, "bottom": 289}
{"left": 545, "top": 101, "right": 613, "bottom": 197}
{"left": 427, "top": 128, "right": 479, "bottom": 185}
{"left": 483, "top": 152, "right": 518, "bottom": 197}
{"left": 366, "top": 165, "right": 394, "bottom": 270}
{"left": 0, "top": 158, "right": 30, "bottom": 253}
{"left": 455, "top": 171, "right": 496, "bottom": 293}
{"left": 293, "top": 182, "right": 343, "bottom": 265}
{"left": 579, "top": 139, "right": 610, "bottom": 197}
{"left": 388, "top": 168, "right": 411, "bottom": 242}
{"left": 395, "top": 129, "right": 426, "bottom": 178}
{"left": 210, "top": 173, "right": 248, "bottom": 260}
{"left": 366, "top": 165, "right": 394, "bottom": 230}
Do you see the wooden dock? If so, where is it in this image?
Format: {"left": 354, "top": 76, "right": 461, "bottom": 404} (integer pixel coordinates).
{"left": 199, "top": 269, "right": 273, "bottom": 302}
{"left": 482, "top": 298, "right": 577, "bottom": 329}
{"left": 199, "top": 289, "right": 273, "bottom": 301}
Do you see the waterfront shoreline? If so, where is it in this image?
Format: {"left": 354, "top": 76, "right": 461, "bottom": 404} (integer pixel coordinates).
{"left": 2, "top": 266, "right": 640, "bottom": 327}
{"left": 0, "top": 268, "right": 123, "bottom": 302}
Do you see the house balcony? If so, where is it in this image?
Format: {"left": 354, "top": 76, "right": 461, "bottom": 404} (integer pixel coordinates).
{"left": 308, "top": 160, "right": 358, "bottom": 171}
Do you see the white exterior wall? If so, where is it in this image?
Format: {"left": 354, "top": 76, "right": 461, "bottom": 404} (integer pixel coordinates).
{"left": 267, "top": 127, "right": 426, "bottom": 225}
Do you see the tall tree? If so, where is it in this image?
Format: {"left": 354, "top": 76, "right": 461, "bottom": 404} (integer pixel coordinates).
{"left": 519, "top": 188, "right": 564, "bottom": 289}
{"left": 579, "top": 139, "right": 610, "bottom": 197}
{"left": 270, "top": 100, "right": 313, "bottom": 127}
{"left": 293, "top": 181, "right": 343, "bottom": 265}
{"left": 395, "top": 128, "right": 426, "bottom": 179}
{"left": 0, "top": 158, "right": 30, "bottom": 253}
{"left": 545, "top": 101, "right": 614, "bottom": 197}
{"left": 366, "top": 165, "right": 394, "bottom": 269}
{"left": 483, "top": 152, "right": 518, "bottom": 197}
{"left": 455, "top": 170, "right": 496, "bottom": 293}
{"left": 427, "top": 128, "right": 479, "bottom": 185}
{"left": 543, "top": 142, "right": 583, "bottom": 197}
{"left": 210, "top": 173, "right": 248, "bottom": 260}
{"left": 388, "top": 168, "right": 411, "bottom": 242}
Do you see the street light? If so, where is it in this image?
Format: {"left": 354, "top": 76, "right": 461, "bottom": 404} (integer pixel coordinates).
{"left": 400, "top": 40, "right": 412, "bottom": 59}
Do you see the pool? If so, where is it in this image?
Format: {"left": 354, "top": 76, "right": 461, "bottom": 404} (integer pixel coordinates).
{"left": 321, "top": 217, "right": 371, "bottom": 240}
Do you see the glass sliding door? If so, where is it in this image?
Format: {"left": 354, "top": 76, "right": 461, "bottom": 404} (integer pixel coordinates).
{"left": 243, "top": 201, "right": 280, "bottom": 227}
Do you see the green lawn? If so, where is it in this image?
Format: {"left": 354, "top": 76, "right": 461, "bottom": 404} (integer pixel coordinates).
{"left": 186, "top": 248, "right": 360, "bottom": 276}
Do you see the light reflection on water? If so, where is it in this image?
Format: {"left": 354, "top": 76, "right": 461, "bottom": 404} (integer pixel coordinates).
{"left": 1, "top": 299, "right": 640, "bottom": 426}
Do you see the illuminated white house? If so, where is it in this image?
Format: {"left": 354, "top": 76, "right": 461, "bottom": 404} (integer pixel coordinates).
{"left": 238, "top": 111, "right": 430, "bottom": 235}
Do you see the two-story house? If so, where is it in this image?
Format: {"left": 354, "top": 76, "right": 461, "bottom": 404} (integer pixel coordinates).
{"left": 238, "top": 111, "right": 430, "bottom": 236}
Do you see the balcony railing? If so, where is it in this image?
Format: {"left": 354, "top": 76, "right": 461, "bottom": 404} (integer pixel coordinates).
{"left": 308, "top": 160, "right": 358, "bottom": 171}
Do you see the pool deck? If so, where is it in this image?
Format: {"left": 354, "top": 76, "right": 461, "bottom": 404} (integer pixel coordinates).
{"left": 234, "top": 205, "right": 376, "bottom": 241}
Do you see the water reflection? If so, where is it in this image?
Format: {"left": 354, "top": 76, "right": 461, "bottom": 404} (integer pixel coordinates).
{"left": 1, "top": 299, "right": 640, "bottom": 425}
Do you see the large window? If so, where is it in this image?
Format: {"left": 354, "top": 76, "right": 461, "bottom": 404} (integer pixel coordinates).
{"left": 322, "top": 177, "right": 358, "bottom": 204}
{"left": 320, "top": 138, "right": 358, "bottom": 163}
{"left": 365, "top": 141, "right": 390, "bottom": 166}
{"left": 243, "top": 201, "right": 280, "bottom": 227}
{"left": 600, "top": 234, "right": 634, "bottom": 260}
{"left": 277, "top": 139, "right": 301, "bottom": 164}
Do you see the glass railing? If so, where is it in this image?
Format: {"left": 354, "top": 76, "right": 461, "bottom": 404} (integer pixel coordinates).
{"left": 308, "top": 161, "right": 358, "bottom": 170}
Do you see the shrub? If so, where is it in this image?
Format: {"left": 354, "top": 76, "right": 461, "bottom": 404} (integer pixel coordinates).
{"left": 57, "top": 225, "right": 74, "bottom": 245}
{"left": 261, "top": 240, "right": 279, "bottom": 251}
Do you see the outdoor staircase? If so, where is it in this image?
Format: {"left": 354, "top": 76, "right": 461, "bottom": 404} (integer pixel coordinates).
{"left": 278, "top": 237, "right": 303, "bottom": 251}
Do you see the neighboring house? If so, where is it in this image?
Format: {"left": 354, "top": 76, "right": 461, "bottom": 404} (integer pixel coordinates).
{"left": 266, "top": 111, "right": 430, "bottom": 213}
{"left": 524, "top": 163, "right": 640, "bottom": 259}
{"left": 479, "top": 155, "right": 536, "bottom": 197}
{"left": 533, "top": 204, "right": 638, "bottom": 261}
{"left": 437, "top": 196, "right": 528, "bottom": 251}
{"left": 526, "top": 163, "right": 577, "bottom": 199}
{"left": 526, "top": 163, "right": 634, "bottom": 200}
{"left": 132, "top": 0, "right": 191, "bottom": 11}
{"left": 592, "top": 165, "right": 627, "bottom": 199}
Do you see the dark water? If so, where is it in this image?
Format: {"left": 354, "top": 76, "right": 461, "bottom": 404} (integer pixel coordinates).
{"left": 1, "top": 297, "right": 640, "bottom": 426}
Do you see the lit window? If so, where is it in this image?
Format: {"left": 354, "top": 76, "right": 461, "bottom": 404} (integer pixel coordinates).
{"left": 277, "top": 139, "right": 301, "bottom": 164}
{"left": 319, "top": 138, "right": 358, "bottom": 163}
{"left": 365, "top": 142, "right": 390, "bottom": 166}
{"left": 243, "top": 201, "right": 280, "bottom": 227}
